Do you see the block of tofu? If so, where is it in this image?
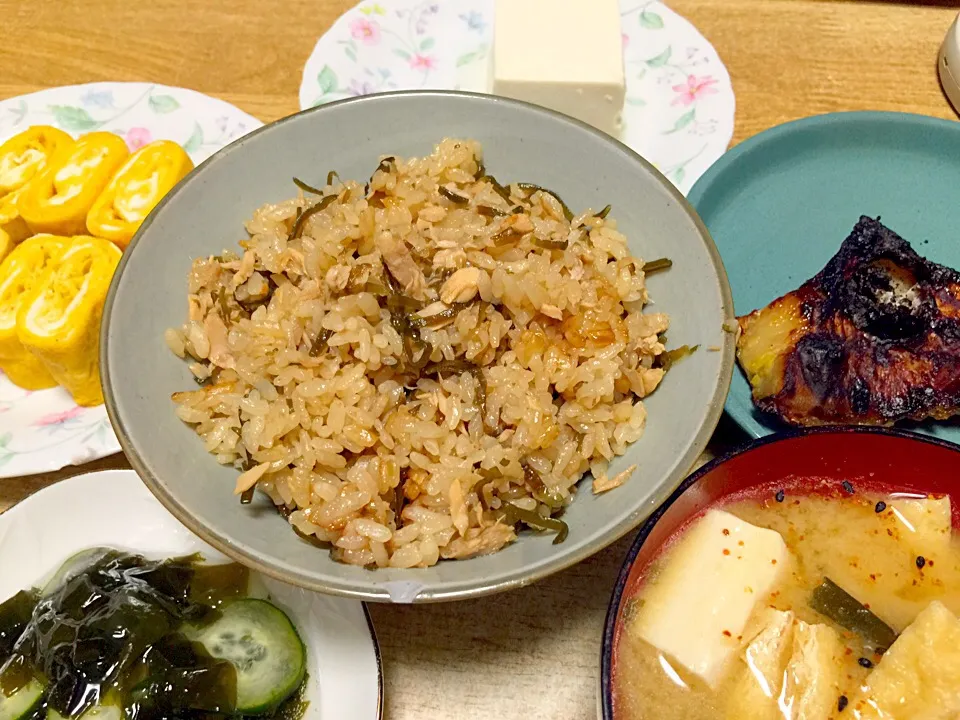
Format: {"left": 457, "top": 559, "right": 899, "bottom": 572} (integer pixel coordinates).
{"left": 782, "top": 621, "right": 844, "bottom": 720}
{"left": 850, "top": 601, "right": 960, "bottom": 720}
{"left": 725, "top": 609, "right": 796, "bottom": 720}
{"left": 491, "top": 0, "right": 626, "bottom": 136}
{"left": 631, "top": 509, "right": 788, "bottom": 688}
{"left": 889, "top": 495, "right": 952, "bottom": 555}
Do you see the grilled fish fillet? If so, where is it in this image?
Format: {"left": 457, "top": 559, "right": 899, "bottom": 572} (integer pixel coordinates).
{"left": 737, "top": 216, "right": 960, "bottom": 426}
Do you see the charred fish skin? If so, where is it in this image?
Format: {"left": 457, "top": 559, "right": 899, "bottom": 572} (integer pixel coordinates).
{"left": 737, "top": 216, "right": 960, "bottom": 427}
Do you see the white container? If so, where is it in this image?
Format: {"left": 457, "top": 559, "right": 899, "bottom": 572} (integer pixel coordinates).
{"left": 939, "top": 12, "right": 960, "bottom": 115}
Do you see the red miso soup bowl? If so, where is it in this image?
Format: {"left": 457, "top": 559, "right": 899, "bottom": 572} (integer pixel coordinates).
{"left": 599, "top": 427, "right": 960, "bottom": 720}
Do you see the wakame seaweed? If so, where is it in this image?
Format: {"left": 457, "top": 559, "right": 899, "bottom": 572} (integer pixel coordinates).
{"left": 643, "top": 258, "right": 673, "bottom": 274}
{"left": 516, "top": 183, "right": 574, "bottom": 222}
{"left": 438, "top": 186, "right": 470, "bottom": 205}
{"left": 658, "top": 344, "right": 699, "bottom": 370}
{"left": 0, "top": 591, "right": 37, "bottom": 659}
{"left": 500, "top": 502, "right": 569, "bottom": 544}
{"left": 478, "top": 175, "right": 512, "bottom": 204}
{"left": 0, "top": 551, "right": 305, "bottom": 720}
{"left": 289, "top": 194, "right": 337, "bottom": 240}
{"left": 292, "top": 177, "right": 324, "bottom": 195}
{"left": 810, "top": 578, "right": 898, "bottom": 653}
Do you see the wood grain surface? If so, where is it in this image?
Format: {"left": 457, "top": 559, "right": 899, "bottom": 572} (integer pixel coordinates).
{"left": 0, "top": 1, "right": 957, "bottom": 718}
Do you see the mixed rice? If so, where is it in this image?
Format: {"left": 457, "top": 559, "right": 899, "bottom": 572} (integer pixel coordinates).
{"left": 167, "top": 139, "right": 672, "bottom": 569}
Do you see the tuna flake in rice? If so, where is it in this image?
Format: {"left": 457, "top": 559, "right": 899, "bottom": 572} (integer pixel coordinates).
{"left": 167, "top": 138, "right": 672, "bottom": 569}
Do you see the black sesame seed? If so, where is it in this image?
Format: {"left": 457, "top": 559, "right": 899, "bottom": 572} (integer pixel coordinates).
{"left": 838, "top": 695, "right": 849, "bottom": 712}
{"left": 842, "top": 481, "right": 855, "bottom": 494}
{"left": 875, "top": 501, "right": 886, "bottom": 513}
{"left": 858, "top": 657, "right": 873, "bottom": 669}
{"left": 916, "top": 556, "right": 926, "bottom": 569}
{"left": 775, "top": 489, "right": 785, "bottom": 503}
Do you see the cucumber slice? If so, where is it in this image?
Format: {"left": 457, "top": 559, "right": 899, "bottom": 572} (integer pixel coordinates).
{"left": 186, "top": 599, "right": 305, "bottom": 715}
{"left": 0, "top": 679, "right": 44, "bottom": 720}
{"left": 48, "top": 702, "right": 122, "bottom": 720}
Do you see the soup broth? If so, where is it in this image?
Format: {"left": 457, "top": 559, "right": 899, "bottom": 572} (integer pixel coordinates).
{"left": 613, "top": 482, "right": 960, "bottom": 720}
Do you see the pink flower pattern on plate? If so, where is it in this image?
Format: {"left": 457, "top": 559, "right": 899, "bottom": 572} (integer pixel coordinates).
{"left": 125, "top": 127, "right": 152, "bottom": 151}
{"left": 671, "top": 74, "right": 718, "bottom": 106}
{"left": 409, "top": 54, "right": 436, "bottom": 71}
{"left": 34, "top": 406, "right": 84, "bottom": 427}
{"left": 350, "top": 18, "right": 381, "bottom": 45}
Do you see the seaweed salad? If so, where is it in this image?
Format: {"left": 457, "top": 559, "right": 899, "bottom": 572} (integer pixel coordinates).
{"left": 0, "top": 549, "right": 307, "bottom": 720}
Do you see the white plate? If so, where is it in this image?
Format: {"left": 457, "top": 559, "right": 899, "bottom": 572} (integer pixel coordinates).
{"left": 0, "top": 469, "right": 383, "bottom": 720}
{"left": 0, "top": 82, "right": 263, "bottom": 478}
{"left": 299, "top": 0, "right": 735, "bottom": 194}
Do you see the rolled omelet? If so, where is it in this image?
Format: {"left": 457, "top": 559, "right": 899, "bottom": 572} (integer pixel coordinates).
{"left": 17, "top": 235, "right": 121, "bottom": 405}
{"left": 0, "top": 234, "right": 69, "bottom": 389}
{"left": 86, "top": 140, "right": 193, "bottom": 249}
{"left": 17, "top": 132, "right": 129, "bottom": 236}
{"left": 0, "top": 126, "right": 75, "bottom": 249}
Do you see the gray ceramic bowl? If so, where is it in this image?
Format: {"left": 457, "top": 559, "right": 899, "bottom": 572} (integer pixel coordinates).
{"left": 102, "top": 90, "right": 735, "bottom": 603}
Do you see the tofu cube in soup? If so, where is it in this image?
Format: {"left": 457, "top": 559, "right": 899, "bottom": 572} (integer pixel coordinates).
{"left": 632, "top": 509, "right": 788, "bottom": 688}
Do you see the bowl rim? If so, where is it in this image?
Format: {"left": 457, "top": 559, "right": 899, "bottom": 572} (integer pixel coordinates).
{"left": 598, "top": 425, "right": 960, "bottom": 719}
{"left": 101, "top": 88, "right": 737, "bottom": 602}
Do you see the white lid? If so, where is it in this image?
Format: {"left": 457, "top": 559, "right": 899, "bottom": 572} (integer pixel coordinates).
{"left": 940, "top": 12, "right": 960, "bottom": 115}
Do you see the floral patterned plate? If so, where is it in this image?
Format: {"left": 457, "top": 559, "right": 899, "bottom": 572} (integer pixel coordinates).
{"left": 0, "top": 82, "right": 262, "bottom": 478}
{"left": 299, "top": 0, "right": 735, "bottom": 193}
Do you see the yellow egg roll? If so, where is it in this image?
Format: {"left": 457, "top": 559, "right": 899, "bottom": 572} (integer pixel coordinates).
{"left": 17, "top": 235, "right": 121, "bottom": 406}
{"left": 87, "top": 140, "right": 193, "bottom": 249}
{"left": 18, "top": 132, "right": 129, "bottom": 236}
{"left": 0, "top": 234, "right": 68, "bottom": 389}
{"left": 0, "top": 126, "right": 75, "bottom": 244}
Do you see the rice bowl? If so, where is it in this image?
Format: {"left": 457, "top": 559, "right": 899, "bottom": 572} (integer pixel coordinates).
{"left": 168, "top": 139, "right": 674, "bottom": 569}
{"left": 102, "top": 90, "right": 734, "bottom": 601}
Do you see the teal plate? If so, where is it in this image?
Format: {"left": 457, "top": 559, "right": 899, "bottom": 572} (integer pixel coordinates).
{"left": 688, "top": 111, "right": 960, "bottom": 440}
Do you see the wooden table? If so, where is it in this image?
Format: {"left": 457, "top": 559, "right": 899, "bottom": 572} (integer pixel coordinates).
{"left": 1, "top": 1, "right": 956, "bottom": 718}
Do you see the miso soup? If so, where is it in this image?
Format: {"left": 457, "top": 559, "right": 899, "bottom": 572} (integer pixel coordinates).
{"left": 612, "top": 480, "right": 960, "bottom": 720}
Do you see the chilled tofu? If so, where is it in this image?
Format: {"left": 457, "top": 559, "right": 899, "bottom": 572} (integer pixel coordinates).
{"left": 632, "top": 509, "right": 788, "bottom": 688}
{"left": 782, "top": 621, "right": 844, "bottom": 720}
{"left": 725, "top": 609, "right": 796, "bottom": 720}
{"left": 889, "top": 495, "right": 952, "bottom": 555}
{"left": 491, "top": 0, "right": 626, "bottom": 136}
{"left": 850, "top": 601, "right": 960, "bottom": 720}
